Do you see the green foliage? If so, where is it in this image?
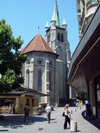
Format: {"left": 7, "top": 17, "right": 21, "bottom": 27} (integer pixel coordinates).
{"left": 76, "top": 91, "right": 86, "bottom": 100}
{"left": 0, "top": 69, "right": 16, "bottom": 93}
{"left": 0, "top": 19, "right": 27, "bottom": 93}
{"left": 0, "top": 53, "right": 2, "bottom": 64}
{"left": 0, "top": 60, "right": 2, "bottom": 64}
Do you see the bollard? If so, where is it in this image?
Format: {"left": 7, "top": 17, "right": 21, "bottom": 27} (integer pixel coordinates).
{"left": 74, "top": 108, "right": 77, "bottom": 112}
{"left": 68, "top": 113, "right": 71, "bottom": 119}
{"left": 70, "top": 120, "right": 77, "bottom": 132}
{"left": 70, "top": 110, "right": 73, "bottom": 114}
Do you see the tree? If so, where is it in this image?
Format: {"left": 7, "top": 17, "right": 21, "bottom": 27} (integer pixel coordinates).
{"left": 76, "top": 91, "right": 86, "bottom": 101}
{"left": 0, "top": 19, "right": 27, "bottom": 93}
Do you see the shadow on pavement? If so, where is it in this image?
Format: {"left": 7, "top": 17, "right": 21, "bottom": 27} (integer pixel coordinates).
{"left": 0, "top": 130, "right": 9, "bottom": 132}
{"left": 0, "top": 114, "right": 47, "bottom": 129}
{"left": 76, "top": 130, "right": 81, "bottom": 132}
{"left": 81, "top": 111, "right": 100, "bottom": 130}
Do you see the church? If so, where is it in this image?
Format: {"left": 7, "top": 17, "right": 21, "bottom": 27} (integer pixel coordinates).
{"left": 20, "top": 0, "right": 71, "bottom": 105}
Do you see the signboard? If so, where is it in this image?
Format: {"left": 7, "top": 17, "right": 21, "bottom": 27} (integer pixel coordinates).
{"left": 0, "top": 108, "right": 11, "bottom": 113}
{"left": 21, "top": 94, "right": 25, "bottom": 97}
{"left": 34, "top": 96, "right": 40, "bottom": 98}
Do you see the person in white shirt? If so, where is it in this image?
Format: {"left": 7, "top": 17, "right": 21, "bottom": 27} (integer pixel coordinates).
{"left": 45, "top": 104, "right": 51, "bottom": 123}
{"left": 64, "top": 104, "right": 70, "bottom": 129}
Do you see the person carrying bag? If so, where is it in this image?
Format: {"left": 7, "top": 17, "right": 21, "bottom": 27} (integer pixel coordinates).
{"left": 63, "top": 104, "right": 70, "bottom": 129}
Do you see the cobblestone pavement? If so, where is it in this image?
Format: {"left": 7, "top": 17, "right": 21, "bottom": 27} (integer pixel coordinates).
{"left": 0, "top": 106, "right": 100, "bottom": 133}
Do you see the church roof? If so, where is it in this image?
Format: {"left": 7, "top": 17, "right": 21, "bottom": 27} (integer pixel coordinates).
{"left": 63, "top": 18, "right": 67, "bottom": 25}
{"left": 51, "top": 0, "right": 60, "bottom": 26}
{"left": 20, "top": 33, "right": 57, "bottom": 56}
{"left": 46, "top": 21, "right": 49, "bottom": 28}
{"left": 0, "top": 85, "right": 49, "bottom": 97}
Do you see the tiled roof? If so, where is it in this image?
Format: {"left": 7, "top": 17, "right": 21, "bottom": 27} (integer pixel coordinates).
{"left": 20, "top": 33, "right": 56, "bottom": 55}
{"left": 0, "top": 85, "right": 49, "bottom": 96}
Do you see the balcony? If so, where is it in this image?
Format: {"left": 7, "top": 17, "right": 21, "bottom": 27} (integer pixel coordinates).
{"left": 77, "top": 9, "right": 81, "bottom": 14}
{"left": 77, "top": 12, "right": 81, "bottom": 16}
{"left": 80, "top": 8, "right": 85, "bottom": 27}
{"left": 86, "top": 0, "right": 99, "bottom": 10}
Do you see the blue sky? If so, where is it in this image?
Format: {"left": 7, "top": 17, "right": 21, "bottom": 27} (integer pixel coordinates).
{"left": 0, "top": 0, "right": 79, "bottom": 55}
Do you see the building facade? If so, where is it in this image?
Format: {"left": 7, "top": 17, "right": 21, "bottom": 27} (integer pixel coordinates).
{"left": 0, "top": 86, "right": 47, "bottom": 114}
{"left": 77, "top": 0, "right": 100, "bottom": 40}
{"left": 20, "top": 0, "right": 72, "bottom": 105}
{"left": 68, "top": 1, "right": 100, "bottom": 120}
{"left": 45, "top": 0, "right": 72, "bottom": 103}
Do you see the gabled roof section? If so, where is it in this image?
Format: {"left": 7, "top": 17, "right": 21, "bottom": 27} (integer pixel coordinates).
{"left": 20, "top": 33, "right": 56, "bottom": 55}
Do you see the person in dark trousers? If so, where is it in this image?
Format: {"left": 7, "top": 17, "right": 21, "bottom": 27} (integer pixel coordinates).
{"left": 45, "top": 104, "right": 51, "bottom": 123}
{"left": 86, "top": 101, "right": 92, "bottom": 119}
{"left": 64, "top": 104, "right": 70, "bottom": 129}
{"left": 24, "top": 104, "right": 30, "bottom": 122}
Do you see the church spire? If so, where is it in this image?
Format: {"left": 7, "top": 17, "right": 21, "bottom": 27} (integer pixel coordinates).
{"left": 51, "top": 0, "right": 60, "bottom": 26}
{"left": 62, "top": 18, "right": 67, "bottom": 25}
{"left": 46, "top": 21, "right": 49, "bottom": 28}
{"left": 62, "top": 18, "right": 67, "bottom": 29}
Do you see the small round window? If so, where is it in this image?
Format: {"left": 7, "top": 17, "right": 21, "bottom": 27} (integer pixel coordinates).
{"left": 37, "top": 59, "right": 43, "bottom": 65}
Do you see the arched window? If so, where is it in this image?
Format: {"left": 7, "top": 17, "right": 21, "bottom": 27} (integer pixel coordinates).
{"left": 49, "top": 71, "right": 51, "bottom": 91}
{"left": 61, "top": 33, "right": 64, "bottom": 42}
{"left": 26, "top": 69, "right": 30, "bottom": 88}
{"left": 47, "top": 34, "right": 50, "bottom": 43}
{"left": 26, "top": 59, "right": 30, "bottom": 64}
{"left": 57, "top": 33, "right": 60, "bottom": 42}
{"left": 38, "top": 70, "right": 42, "bottom": 91}
{"left": 49, "top": 60, "right": 53, "bottom": 67}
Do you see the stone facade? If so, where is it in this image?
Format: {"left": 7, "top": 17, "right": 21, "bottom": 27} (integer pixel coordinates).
{"left": 21, "top": 0, "right": 72, "bottom": 105}
{"left": 45, "top": 0, "right": 72, "bottom": 103}
{"left": 22, "top": 52, "right": 57, "bottom": 104}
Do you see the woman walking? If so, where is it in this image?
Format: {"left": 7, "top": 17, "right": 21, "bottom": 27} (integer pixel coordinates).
{"left": 64, "top": 104, "right": 70, "bottom": 129}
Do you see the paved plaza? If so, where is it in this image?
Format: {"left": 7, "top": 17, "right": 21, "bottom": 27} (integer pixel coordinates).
{"left": 0, "top": 106, "right": 100, "bottom": 133}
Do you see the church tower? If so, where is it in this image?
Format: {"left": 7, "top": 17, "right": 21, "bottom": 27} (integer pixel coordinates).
{"left": 45, "top": 0, "right": 71, "bottom": 104}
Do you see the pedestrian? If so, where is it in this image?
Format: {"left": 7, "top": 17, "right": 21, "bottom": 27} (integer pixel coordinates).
{"left": 64, "top": 104, "right": 70, "bottom": 129}
{"left": 55, "top": 103, "right": 58, "bottom": 109}
{"left": 45, "top": 104, "right": 51, "bottom": 124}
{"left": 86, "top": 101, "right": 92, "bottom": 119}
{"left": 24, "top": 104, "right": 30, "bottom": 122}
{"left": 79, "top": 101, "right": 82, "bottom": 110}
{"left": 76, "top": 102, "right": 78, "bottom": 108}
{"left": 11, "top": 103, "right": 15, "bottom": 114}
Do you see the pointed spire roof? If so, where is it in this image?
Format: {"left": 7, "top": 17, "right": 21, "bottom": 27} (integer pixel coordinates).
{"left": 45, "top": 21, "right": 49, "bottom": 28}
{"left": 20, "top": 33, "right": 57, "bottom": 56}
{"left": 63, "top": 18, "right": 67, "bottom": 25}
{"left": 52, "top": 0, "right": 60, "bottom": 26}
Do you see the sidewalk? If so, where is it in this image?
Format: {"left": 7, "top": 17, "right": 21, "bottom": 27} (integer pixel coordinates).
{"left": 0, "top": 106, "right": 100, "bottom": 133}
{"left": 70, "top": 106, "right": 100, "bottom": 133}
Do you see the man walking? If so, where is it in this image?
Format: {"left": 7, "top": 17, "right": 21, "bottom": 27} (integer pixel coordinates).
{"left": 24, "top": 104, "right": 30, "bottom": 122}
{"left": 45, "top": 104, "right": 51, "bottom": 123}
